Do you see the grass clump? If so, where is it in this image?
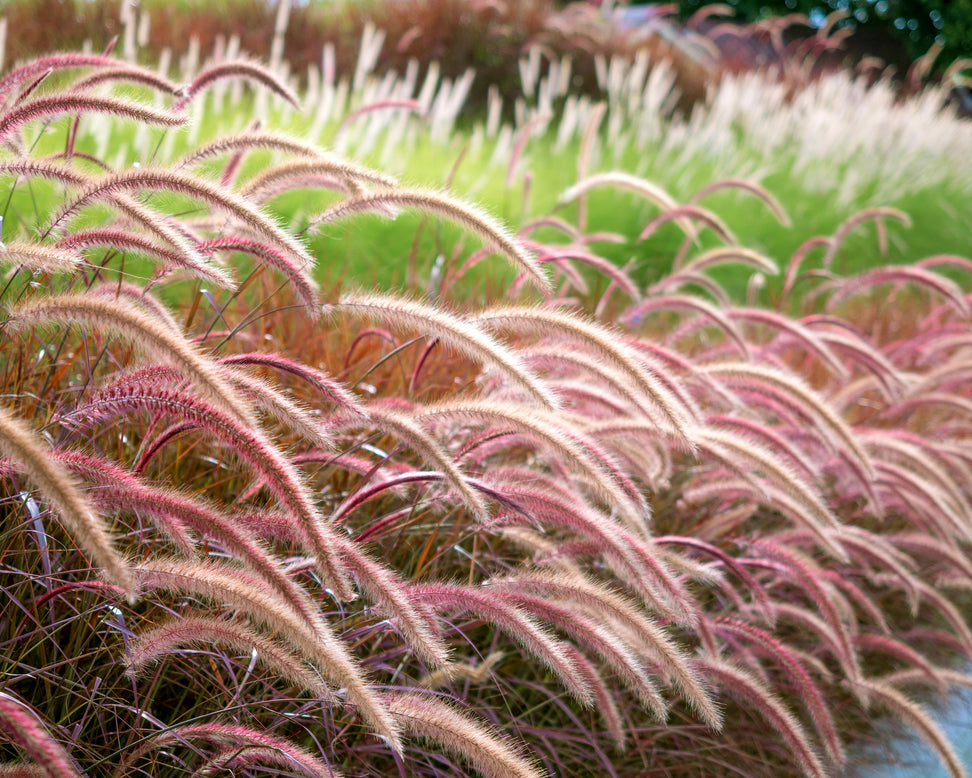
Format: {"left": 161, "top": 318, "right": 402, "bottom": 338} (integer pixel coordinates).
{"left": 0, "top": 14, "right": 971, "bottom": 778}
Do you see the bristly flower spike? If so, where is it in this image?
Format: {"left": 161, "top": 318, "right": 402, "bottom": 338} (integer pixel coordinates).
{"left": 125, "top": 616, "right": 334, "bottom": 702}
{"left": 173, "top": 59, "right": 301, "bottom": 111}
{"left": 217, "top": 352, "right": 365, "bottom": 415}
{"left": 855, "top": 679, "right": 967, "bottom": 778}
{"left": 313, "top": 187, "right": 552, "bottom": 295}
{"left": 56, "top": 228, "right": 234, "bottom": 288}
{"left": 116, "top": 722, "right": 345, "bottom": 778}
{"left": 70, "top": 65, "right": 180, "bottom": 94}
{"left": 65, "top": 383, "right": 353, "bottom": 601}
{"left": 473, "top": 305, "right": 697, "bottom": 446}
{"left": 383, "top": 691, "right": 546, "bottom": 778}
{"left": 197, "top": 237, "right": 321, "bottom": 315}
{"left": 135, "top": 558, "right": 400, "bottom": 751}
{"left": 0, "top": 242, "right": 83, "bottom": 272}
{"left": 325, "top": 292, "right": 559, "bottom": 410}
{"left": 0, "top": 52, "right": 131, "bottom": 102}
{"left": 329, "top": 403, "right": 490, "bottom": 521}
{"left": 0, "top": 405, "right": 134, "bottom": 598}
{"left": 7, "top": 292, "right": 257, "bottom": 430}
{"left": 410, "top": 581, "right": 593, "bottom": 705}
{"left": 48, "top": 168, "right": 315, "bottom": 274}
{"left": 55, "top": 449, "right": 338, "bottom": 634}
{"left": 694, "top": 656, "right": 828, "bottom": 778}
{"left": 0, "top": 94, "right": 184, "bottom": 142}
{"left": 240, "top": 157, "right": 399, "bottom": 200}
{"left": 177, "top": 131, "right": 324, "bottom": 168}
{"left": 421, "top": 400, "right": 651, "bottom": 534}
{"left": 0, "top": 694, "right": 81, "bottom": 778}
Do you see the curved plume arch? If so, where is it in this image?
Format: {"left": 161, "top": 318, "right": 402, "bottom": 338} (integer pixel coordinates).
{"left": 313, "top": 187, "right": 552, "bottom": 295}
{"left": 325, "top": 292, "right": 559, "bottom": 410}
{"left": 7, "top": 292, "right": 257, "bottom": 429}
{"left": 0, "top": 405, "right": 134, "bottom": 598}
{"left": 47, "top": 168, "right": 315, "bottom": 277}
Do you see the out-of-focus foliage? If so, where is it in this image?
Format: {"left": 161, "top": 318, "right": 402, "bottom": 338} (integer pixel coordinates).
{"left": 0, "top": 0, "right": 709, "bottom": 112}
{"left": 677, "top": 0, "right": 972, "bottom": 74}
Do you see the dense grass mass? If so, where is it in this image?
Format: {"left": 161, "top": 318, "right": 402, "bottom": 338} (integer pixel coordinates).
{"left": 1, "top": 5, "right": 972, "bottom": 778}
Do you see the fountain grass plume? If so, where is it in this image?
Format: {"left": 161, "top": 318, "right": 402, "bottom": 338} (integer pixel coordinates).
{"left": 222, "top": 369, "right": 333, "bottom": 448}
{"left": 483, "top": 476, "right": 695, "bottom": 622}
{"left": 56, "top": 228, "right": 234, "bottom": 287}
{"left": 560, "top": 645, "right": 628, "bottom": 749}
{"left": 7, "top": 291, "right": 257, "bottom": 429}
{"left": 81, "top": 284, "right": 176, "bottom": 335}
{"left": 47, "top": 168, "right": 315, "bottom": 275}
{"left": 0, "top": 159, "right": 88, "bottom": 187}
{"left": 70, "top": 65, "right": 180, "bottom": 94}
{"left": 690, "top": 178, "right": 791, "bottom": 227}
{"left": 195, "top": 236, "right": 320, "bottom": 314}
{"left": 0, "top": 694, "right": 80, "bottom": 778}
{"left": 64, "top": 382, "right": 354, "bottom": 601}
{"left": 889, "top": 532, "right": 972, "bottom": 585}
{"left": 855, "top": 632, "right": 947, "bottom": 695}
{"left": 326, "top": 292, "right": 559, "bottom": 410}
{"left": 855, "top": 679, "right": 967, "bottom": 778}
{"left": 906, "top": 578, "right": 972, "bottom": 659}
{"left": 528, "top": 246, "right": 641, "bottom": 304}
{"left": 240, "top": 157, "right": 399, "bottom": 199}
{"left": 314, "top": 187, "right": 552, "bottom": 295}
{"left": 691, "top": 425, "right": 847, "bottom": 560}
{"left": 725, "top": 307, "right": 848, "bottom": 378}
{"left": 863, "top": 431, "right": 971, "bottom": 528}
{"left": 0, "top": 763, "right": 51, "bottom": 777}
{"left": 0, "top": 405, "right": 134, "bottom": 597}
{"left": 0, "top": 242, "right": 82, "bottom": 272}
{"left": 524, "top": 346, "right": 673, "bottom": 431}
{"left": 54, "top": 448, "right": 339, "bottom": 636}
{"left": 198, "top": 748, "right": 344, "bottom": 778}
{"left": 218, "top": 352, "right": 365, "bottom": 415}
{"left": 334, "top": 535, "right": 450, "bottom": 669}
{"left": 875, "top": 460, "right": 972, "bottom": 546}
{"left": 178, "top": 131, "right": 324, "bottom": 168}
{"left": 673, "top": 246, "right": 779, "bottom": 276}
{"left": 485, "top": 586, "right": 663, "bottom": 720}
{"left": 826, "top": 265, "right": 970, "bottom": 319}
{"left": 746, "top": 538, "right": 860, "bottom": 680}
{"left": 384, "top": 691, "right": 545, "bottom": 778}
{"left": 408, "top": 581, "right": 593, "bottom": 706}
{"left": 0, "top": 52, "right": 118, "bottom": 100}
{"left": 694, "top": 655, "right": 828, "bottom": 778}
{"left": 822, "top": 206, "right": 912, "bottom": 268}
{"left": 474, "top": 305, "right": 697, "bottom": 445}
{"left": 700, "top": 361, "right": 877, "bottom": 483}
{"left": 0, "top": 94, "right": 184, "bottom": 142}
{"left": 559, "top": 171, "right": 681, "bottom": 213}
{"left": 638, "top": 205, "right": 737, "bottom": 244}
{"left": 624, "top": 294, "right": 751, "bottom": 358}
{"left": 329, "top": 402, "right": 491, "bottom": 521}
{"left": 420, "top": 399, "right": 652, "bottom": 536}
{"left": 115, "top": 722, "right": 344, "bottom": 778}
{"left": 174, "top": 59, "right": 300, "bottom": 111}
{"left": 125, "top": 616, "right": 334, "bottom": 702}
{"left": 494, "top": 568, "right": 721, "bottom": 728}
{"left": 769, "top": 600, "right": 860, "bottom": 686}
{"left": 703, "top": 413, "right": 820, "bottom": 485}
{"left": 134, "top": 557, "right": 401, "bottom": 751}
{"left": 654, "top": 534, "right": 776, "bottom": 621}
{"left": 711, "top": 616, "right": 844, "bottom": 766}
{"left": 421, "top": 650, "right": 505, "bottom": 690}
